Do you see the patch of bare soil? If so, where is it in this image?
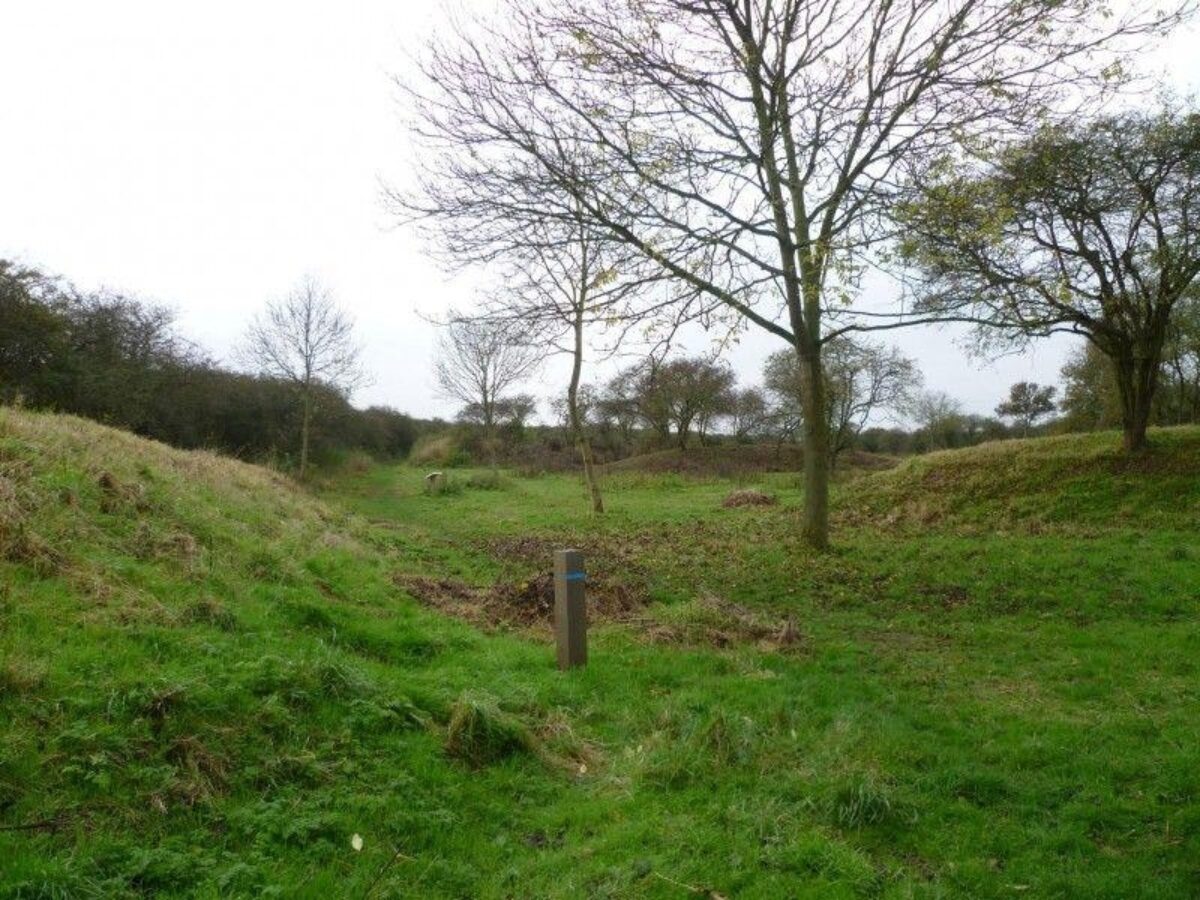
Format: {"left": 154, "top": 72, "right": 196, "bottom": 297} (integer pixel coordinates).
{"left": 393, "top": 569, "right": 645, "bottom": 634}
{"left": 396, "top": 571, "right": 803, "bottom": 653}
{"left": 396, "top": 531, "right": 803, "bottom": 652}
{"left": 721, "top": 489, "right": 777, "bottom": 508}
{"left": 484, "top": 533, "right": 654, "bottom": 589}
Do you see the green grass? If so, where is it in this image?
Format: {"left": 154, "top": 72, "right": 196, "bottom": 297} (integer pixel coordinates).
{"left": 2, "top": 408, "right": 1198, "bottom": 897}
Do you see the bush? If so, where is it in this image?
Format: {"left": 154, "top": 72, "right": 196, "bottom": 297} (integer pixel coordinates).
{"left": 410, "top": 433, "right": 459, "bottom": 467}
{"left": 0, "top": 260, "right": 419, "bottom": 470}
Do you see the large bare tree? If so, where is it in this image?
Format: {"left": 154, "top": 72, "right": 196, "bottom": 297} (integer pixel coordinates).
{"left": 241, "top": 277, "right": 364, "bottom": 479}
{"left": 394, "top": 114, "right": 695, "bottom": 512}
{"left": 409, "top": 0, "right": 1188, "bottom": 548}
{"left": 764, "top": 336, "right": 920, "bottom": 465}
{"left": 434, "top": 317, "right": 541, "bottom": 467}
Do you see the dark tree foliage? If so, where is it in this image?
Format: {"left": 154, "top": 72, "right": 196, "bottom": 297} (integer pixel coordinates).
{"left": 609, "top": 357, "right": 735, "bottom": 450}
{"left": 995, "top": 382, "right": 1057, "bottom": 436}
{"left": 1060, "top": 292, "right": 1200, "bottom": 432}
{"left": 0, "top": 260, "right": 416, "bottom": 467}
{"left": 902, "top": 108, "right": 1200, "bottom": 451}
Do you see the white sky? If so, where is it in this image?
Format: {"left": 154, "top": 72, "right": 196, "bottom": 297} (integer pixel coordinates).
{"left": 2, "top": 2, "right": 1198, "bottom": 422}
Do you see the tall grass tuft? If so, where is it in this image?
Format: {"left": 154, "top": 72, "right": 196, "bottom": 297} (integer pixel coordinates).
{"left": 444, "top": 692, "right": 535, "bottom": 767}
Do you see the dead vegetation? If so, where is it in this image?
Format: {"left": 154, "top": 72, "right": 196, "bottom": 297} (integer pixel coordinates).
{"left": 395, "top": 536, "right": 804, "bottom": 653}
{"left": 602, "top": 444, "right": 896, "bottom": 477}
{"left": 97, "top": 470, "right": 149, "bottom": 514}
{"left": 721, "top": 489, "right": 777, "bottom": 508}
{"left": 640, "top": 594, "right": 804, "bottom": 653}
{"left": 393, "top": 569, "right": 644, "bottom": 631}
{"left": 442, "top": 691, "right": 599, "bottom": 773}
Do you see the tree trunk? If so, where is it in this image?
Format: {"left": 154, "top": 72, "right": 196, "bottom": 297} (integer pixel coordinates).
{"left": 567, "top": 377, "right": 604, "bottom": 516}
{"left": 797, "top": 344, "right": 830, "bottom": 550}
{"left": 576, "top": 425, "right": 604, "bottom": 515}
{"left": 1112, "top": 345, "right": 1160, "bottom": 453}
{"left": 482, "top": 405, "right": 500, "bottom": 474}
{"left": 299, "top": 389, "right": 312, "bottom": 480}
{"left": 568, "top": 301, "right": 603, "bottom": 514}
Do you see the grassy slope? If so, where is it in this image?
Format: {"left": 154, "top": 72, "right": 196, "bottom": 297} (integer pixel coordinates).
{"left": 601, "top": 443, "right": 896, "bottom": 476}
{"left": 2, "top": 410, "right": 1199, "bottom": 898}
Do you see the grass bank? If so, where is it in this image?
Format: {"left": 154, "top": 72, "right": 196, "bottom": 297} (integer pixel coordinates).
{"left": 2, "top": 410, "right": 1198, "bottom": 897}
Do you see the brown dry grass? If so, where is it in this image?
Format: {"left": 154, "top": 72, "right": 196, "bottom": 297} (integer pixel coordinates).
{"left": 721, "top": 489, "right": 777, "bottom": 508}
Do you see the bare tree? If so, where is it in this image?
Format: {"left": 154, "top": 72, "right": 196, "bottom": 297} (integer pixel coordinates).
{"left": 726, "top": 387, "right": 773, "bottom": 443}
{"left": 912, "top": 390, "right": 966, "bottom": 452}
{"left": 241, "top": 277, "right": 364, "bottom": 479}
{"left": 459, "top": 218, "right": 668, "bottom": 512}
{"left": 901, "top": 107, "right": 1200, "bottom": 452}
{"left": 765, "top": 337, "right": 920, "bottom": 466}
{"left": 434, "top": 317, "right": 540, "bottom": 466}
{"left": 393, "top": 89, "right": 692, "bottom": 513}
{"left": 407, "top": 0, "right": 1188, "bottom": 547}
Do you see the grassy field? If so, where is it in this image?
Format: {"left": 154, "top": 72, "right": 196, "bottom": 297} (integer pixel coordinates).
{"left": 1, "top": 408, "right": 1198, "bottom": 898}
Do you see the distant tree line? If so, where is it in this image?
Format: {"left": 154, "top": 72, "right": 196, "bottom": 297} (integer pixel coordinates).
{"left": 432, "top": 291, "right": 1200, "bottom": 471}
{"left": 0, "top": 260, "right": 418, "bottom": 467}
{"left": 430, "top": 329, "right": 1056, "bottom": 468}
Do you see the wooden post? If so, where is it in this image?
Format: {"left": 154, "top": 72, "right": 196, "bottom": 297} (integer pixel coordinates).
{"left": 553, "top": 549, "right": 587, "bottom": 670}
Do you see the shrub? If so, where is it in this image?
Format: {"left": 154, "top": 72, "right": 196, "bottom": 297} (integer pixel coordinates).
{"left": 410, "top": 433, "right": 459, "bottom": 467}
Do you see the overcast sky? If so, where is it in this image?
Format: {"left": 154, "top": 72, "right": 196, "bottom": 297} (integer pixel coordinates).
{"left": 2, "top": 2, "right": 1198, "bottom": 422}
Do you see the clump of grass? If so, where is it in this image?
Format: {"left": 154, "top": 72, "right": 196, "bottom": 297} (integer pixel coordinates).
{"left": 465, "top": 471, "right": 507, "bottom": 491}
{"left": 648, "top": 594, "right": 802, "bottom": 650}
{"left": 180, "top": 596, "right": 237, "bottom": 631}
{"left": 721, "top": 488, "right": 777, "bottom": 508}
{"left": 831, "top": 773, "right": 898, "bottom": 829}
{"left": 444, "top": 691, "right": 535, "bottom": 767}
{"left": 164, "top": 734, "right": 230, "bottom": 805}
{"left": 697, "top": 709, "right": 757, "bottom": 767}
{"left": 132, "top": 522, "right": 202, "bottom": 568}
{"left": 345, "top": 695, "right": 432, "bottom": 735}
{"left": 241, "top": 654, "right": 374, "bottom": 707}
{"left": 244, "top": 549, "right": 295, "bottom": 583}
{"left": 534, "top": 707, "right": 599, "bottom": 773}
{"left": 424, "top": 474, "right": 463, "bottom": 496}
{"left": 96, "top": 470, "right": 150, "bottom": 515}
{"left": 0, "top": 517, "right": 65, "bottom": 576}
{"left": 0, "top": 657, "right": 46, "bottom": 698}
{"left": 409, "top": 433, "right": 460, "bottom": 467}
{"left": 282, "top": 599, "right": 336, "bottom": 631}
{"left": 641, "top": 707, "right": 759, "bottom": 787}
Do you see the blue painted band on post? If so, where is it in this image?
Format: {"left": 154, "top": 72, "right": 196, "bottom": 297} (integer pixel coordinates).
{"left": 564, "top": 571, "right": 586, "bottom": 582}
